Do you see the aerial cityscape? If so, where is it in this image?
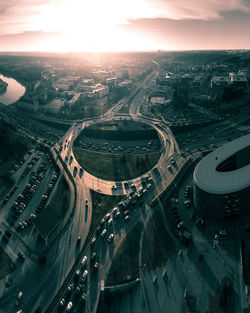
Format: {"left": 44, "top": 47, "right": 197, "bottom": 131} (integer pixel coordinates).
{"left": 0, "top": 1, "right": 250, "bottom": 313}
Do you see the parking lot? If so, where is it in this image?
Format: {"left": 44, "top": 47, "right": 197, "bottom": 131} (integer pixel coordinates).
{"left": 0, "top": 149, "right": 59, "bottom": 255}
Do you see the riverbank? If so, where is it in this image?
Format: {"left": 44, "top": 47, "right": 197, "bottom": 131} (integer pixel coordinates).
{"left": 0, "top": 79, "right": 8, "bottom": 95}
{"left": 0, "top": 74, "right": 25, "bottom": 106}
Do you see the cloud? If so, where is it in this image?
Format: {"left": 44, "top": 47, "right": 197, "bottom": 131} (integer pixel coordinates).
{"left": 145, "top": 0, "right": 250, "bottom": 21}
{"left": 0, "top": 0, "right": 250, "bottom": 37}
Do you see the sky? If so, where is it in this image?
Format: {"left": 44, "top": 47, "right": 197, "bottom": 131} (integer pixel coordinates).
{"left": 0, "top": 0, "right": 250, "bottom": 52}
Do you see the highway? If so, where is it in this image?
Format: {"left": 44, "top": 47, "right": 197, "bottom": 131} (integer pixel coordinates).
{"left": 1, "top": 58, "right": 247, "bottom": 313}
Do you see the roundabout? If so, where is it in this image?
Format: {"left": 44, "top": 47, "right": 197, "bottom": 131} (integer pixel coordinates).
{"left": 72, "top": 119, "right": 162, "bottom": 181}
{"left": 60, "top": 114, "right": 178, "bottom": 196}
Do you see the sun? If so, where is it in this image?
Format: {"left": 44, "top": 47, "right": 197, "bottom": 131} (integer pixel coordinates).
{"left": 29, "top": 0, "right": 158, "bottom": 52}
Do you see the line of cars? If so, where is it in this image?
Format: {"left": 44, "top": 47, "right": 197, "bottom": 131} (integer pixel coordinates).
{"left": 75, "top": 137, "right": 160, "bottom": 154}
{"left": 58, "top": 253, "right": 94, "bottom": 311}
{"left": 8, "top": 150, "right": 34, "bottom": 177}
{"left": 56, "top": 176, "right": 153, "bottom": 312}
{"left": 14, "top": 116, "right": 64, "bottom": 147}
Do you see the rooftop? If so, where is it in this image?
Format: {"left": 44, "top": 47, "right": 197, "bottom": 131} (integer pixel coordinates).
{"left": 193, "top": 134, "right": 250, "bottom": 194}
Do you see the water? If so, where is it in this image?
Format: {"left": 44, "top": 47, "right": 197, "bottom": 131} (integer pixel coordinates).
{"left": 0, "top": 74, "right": 26, "bottom": 105}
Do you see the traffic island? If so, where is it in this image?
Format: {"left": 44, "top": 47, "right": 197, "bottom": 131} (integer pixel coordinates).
{"left": 142, "top": 211, "right": 175, "bottom": 271}
{"left": 73, "top": 119, "right": 162, "bottom": 181}
{"left": 0, "top": 247, "right": 15, "bottom": 281}
{"left": 106, "top": 222, "right": 143, "bottom": 285}
{"left": 90, "top": 190, "right": 124, "bottom": 233}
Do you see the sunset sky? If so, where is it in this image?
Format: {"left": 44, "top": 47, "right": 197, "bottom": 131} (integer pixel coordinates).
{"left": 0, "top": 0, "right": 250, "bottom": 52}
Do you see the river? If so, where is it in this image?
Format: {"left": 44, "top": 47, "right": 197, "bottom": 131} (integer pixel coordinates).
{"left": 0, "top": 74, "right": 26, "bottom": 105}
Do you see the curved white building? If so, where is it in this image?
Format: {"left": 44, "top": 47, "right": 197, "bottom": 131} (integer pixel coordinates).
{"left": 193, "top": 135, "right": 250, "bottom": 219}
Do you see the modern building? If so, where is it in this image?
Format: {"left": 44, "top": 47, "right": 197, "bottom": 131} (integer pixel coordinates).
{"left": 229, "top": 73, "right": 248, "bottom": 88}
{"left": 106, "top": 77, "right": 117, "bottom": 87}
{"left": 193, "top": 135, "right": 250, "bottom": 220}
{"left": 211, "top": 76, "right": 230, "bottom": 88}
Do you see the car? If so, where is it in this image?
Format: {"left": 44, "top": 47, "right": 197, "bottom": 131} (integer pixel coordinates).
{"left": 91, "top": 237, "right": 96, "bottom": 245}
{"left": 107, "top": 218, "right": 113, "bottom": 226}
{"left": 85, "top": 200, "right": 88, "bottom": 208}
{"left": 111, "top": 185, "right": 117, "bottom": 190}
{"left": 124, "top": 215, "right": 130, "bottom": 222}
{"left": 81, "top": 270, "right": 88, "bottom": 282}
{"left": 105, "top": 213, "right": 111, "bottom": 220}
{"left": 58, "top": 298, "right": 65, "bottom": 310}
{"left": 100, "top": 218, "right": 105, "bottom": 226}
{"left": 101, "top": 229, "right": 107, "bottom": 238}
{"left": 80, "top": 293, "right": 86, "bottom": 304}
{"left": 65, "top": 301, "right": 73, "bottom": 311}
{"left": 107, "top": 233, "right": 114, "bottom": 242}
{"left": 184, "top": 200, "right": 191, "bottom": 208}
{"left": 177, "top": 221, "right": 184, "bottom": 230}
{"left": 81, "top": 256, "right": 88, "bottom": 267}
{"left": 170, "top": 158, "right": 175, "bottom": 165}
{"left": 65, "top": 284, "right": 74, "bottom": 298}
{"left": 74, "top": 285, "right": 82, "bottom": 296}
{"left": 74, "top": 269, "right": 81, "bottom": 281}
{"left": 15, "top": 291, "right": 23, "bottom": 306}
{"left": 112, "top": 207, "right": 118, "bottom": 214}
{"left": 115, "top": 211, "right": 120, "bottom": 218}
{"left": 93, "top": 262, "right": 99, "bottom": 271}
{"left": 91, "top": 252, "right": 96, "bottom": 261}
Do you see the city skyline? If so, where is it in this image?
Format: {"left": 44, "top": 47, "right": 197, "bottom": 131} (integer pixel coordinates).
{"left": 0, "top": 0, "right": 250, "bottom": 52}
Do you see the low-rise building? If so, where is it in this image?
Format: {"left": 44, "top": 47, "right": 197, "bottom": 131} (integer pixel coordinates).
{"left": 229, "top": 73, "right": 248, "bottom": 88}
{"left": 150, "top": 97, "right": 165, "bottom": 105}
{"left": 211, "top": 76, "right": 230, "bottom": 88}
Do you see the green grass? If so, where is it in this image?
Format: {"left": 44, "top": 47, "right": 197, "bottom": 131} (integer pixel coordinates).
{"left": 89, "top": 120, "right": 153, "bottom": 131}
{"left": 0, "top": 248, "right": 15, "bottom": 280}
{"left": 107, "top": 221, "right": 143, "bottom": 285}
{"left": 90, "top": 190, "right": 124, "bottom": 233}
{"left": 50, "top": 177, "right": 71, "bottom": 218}
{"left": 142, "top": 211, "right": 175, "bottom": 270}
{"left": 73, "top": 147, "right": 161, "bottom": 181}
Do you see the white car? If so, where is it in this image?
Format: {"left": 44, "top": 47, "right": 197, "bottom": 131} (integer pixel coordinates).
{"left": 105, "top": 213, "right": 111, "bottom": 220}
{"left": 101, "top": 229, "right": 107, "bottom": 238}
{"left": 81, "top": 256, "right": 87, "bottom": 267}
{"left": 124, "top": 215, "right": 130, "bottom": 222}
{"left": 107, "top": 233, "right": 114, "bottom": 242}
{"left": 107, "top": 218, "right": 113, "bottom": 226}
{"left": 66, "top": 301, "right": 73, "bottom": 311}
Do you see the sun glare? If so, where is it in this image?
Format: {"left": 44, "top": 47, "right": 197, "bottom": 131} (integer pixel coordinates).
{"left": 29, "top": 0, "right": 158, "bottom": 52}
